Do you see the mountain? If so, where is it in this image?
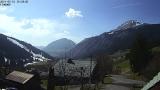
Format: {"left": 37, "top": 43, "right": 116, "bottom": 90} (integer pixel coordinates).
{"left": 36, "top": 46, "right": 45, "bottom": 50}
{"left": 43, "top": 38, "right": 76, "bottom": 57}
{"left": 69, "top": 20, "right": 160, "bottom": 59}
{"left": 0, "top": 33, "right": 54, "bottom": 67}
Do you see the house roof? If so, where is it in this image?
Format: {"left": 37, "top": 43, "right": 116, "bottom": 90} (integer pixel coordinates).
{"left": 141, "top": 72, "right": 160, "bottom": 90}
{"left": 6, "top": 71, "right": 34, "bottom": 84}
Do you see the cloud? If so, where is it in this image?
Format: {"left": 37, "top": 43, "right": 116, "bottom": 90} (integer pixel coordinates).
{"left": 0, "top": 14, "right": 51, "bottom": 37}
{"left": 0, "top": 7, "right": 14, "bottom": 13}
{"left": 0, "top": 7, "right": 8, "bottom": 13}
{"left": 0, "top": 13, "right": 71, "bottom": 46}
{"left": 65, "top": 8, "right": 83, "bottom": 18}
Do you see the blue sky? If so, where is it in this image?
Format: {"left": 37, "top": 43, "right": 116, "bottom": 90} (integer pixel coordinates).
{"left": 0, "top": 0, "right": 160, "bottom": 46}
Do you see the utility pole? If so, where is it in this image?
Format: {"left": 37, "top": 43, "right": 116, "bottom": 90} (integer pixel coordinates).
{"left": 81, "top": 67, "right": 84, "bottom": 90}
{"left": 89, "top": 55, "right": 93, "bottom": 87}
{"left": 64, "top": 47, "right": 67, "bottom": 60}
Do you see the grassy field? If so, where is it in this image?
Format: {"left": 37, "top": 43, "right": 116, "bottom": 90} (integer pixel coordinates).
{"left": 103, "top": 77, "right": 113, "bottom": 84}
{"left": 118, "top": 60, "right": 131, "bottom": 74}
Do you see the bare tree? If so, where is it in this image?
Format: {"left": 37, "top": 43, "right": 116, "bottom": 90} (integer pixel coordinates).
{"left": 47, "top": 66, "right": 55, "bottom": 90}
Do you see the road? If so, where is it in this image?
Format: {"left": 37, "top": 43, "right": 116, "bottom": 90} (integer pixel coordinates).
{"left": 101, "top": 75, "right": 145, "bottom": 90}
{"left": 101, "top": 84, "right": 130, "bottom": 90}
{"left": 60, "top": 75, "right": 145, "bottom": 90}
{"left": 111, "top": 75, "right": 145, "bottom": 86}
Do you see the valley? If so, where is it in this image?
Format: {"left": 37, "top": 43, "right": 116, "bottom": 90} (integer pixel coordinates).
{"left": 0, "top": 20, "right": 160, "bottom": 90}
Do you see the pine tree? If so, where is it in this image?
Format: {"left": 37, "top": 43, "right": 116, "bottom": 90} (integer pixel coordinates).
{"left": 127, "top": 35, "right": 152, "bottom": 74}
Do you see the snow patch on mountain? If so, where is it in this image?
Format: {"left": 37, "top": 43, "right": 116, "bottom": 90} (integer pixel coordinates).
{"left": 24, "top": 61, "right": 38, "bottom": 67}
{"left": 7, "top": 37, "right": 30, "bottom": 52}
{"left": 7, "top": 37, "right": 51, "bottom": 63}
{"left": 108, "top": 31, "right": 114, "bottom": 35}
{"left": 30, "top": 51, "right": 50, "bottom": 61}
{"left": 4, "top": 57, "right": 8, "bottom": 62}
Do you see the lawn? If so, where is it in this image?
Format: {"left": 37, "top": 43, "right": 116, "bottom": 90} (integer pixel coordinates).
{"left": 103, "top": 77, "right": 113, "bottom": 84}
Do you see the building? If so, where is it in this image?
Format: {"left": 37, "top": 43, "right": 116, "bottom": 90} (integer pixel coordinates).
{"left": 141, "top": 72, "right": 160, "bottom": 90}
{"left": 54, "top": 59, "right": 95, "bottom": 77}
{"left": 4, "top": 71, "right": 43, "bottom": 90}
{"left": 53, "top": 59, "right": 96, "bottom": 85}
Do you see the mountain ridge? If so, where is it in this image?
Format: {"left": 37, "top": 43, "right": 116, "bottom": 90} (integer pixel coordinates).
{"left": 0, "top": 33, "right": 55, "bottom": 67}
{"left": 68, "top": 23, "right": 160, "bottom": 59}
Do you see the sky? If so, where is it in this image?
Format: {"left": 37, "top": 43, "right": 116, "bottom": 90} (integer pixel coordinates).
{"left": 0, "top": 0, "right": 160, "bottom": 46}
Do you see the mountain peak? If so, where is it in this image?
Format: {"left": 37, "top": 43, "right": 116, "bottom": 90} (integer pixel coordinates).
{"left": 109, "top": 20, "right": 143, "bottom": 33}
{"left": 59, "top": 38, "right": 69, "bottom": 40}
{"left": 49, "top": 38, "right": 75, "bottom": 45}
{"left": 116, "top": 20, "right": 142, "bottom": 30}
{"left": 43, "top": 38, "right": 76, "bottom": 57}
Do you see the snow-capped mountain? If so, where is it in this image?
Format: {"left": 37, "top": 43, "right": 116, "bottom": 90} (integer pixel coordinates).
{"left": 0, "top": 33, "right": 54, "bottom": 67}
{"left": 106, "top": 20, "right": 143, "bottom": 35}
{"left": 116, "top": 20, "right": 143, "bottom": 30}
{"left": 68, "top": 21, "right": 160, "bottom": 59}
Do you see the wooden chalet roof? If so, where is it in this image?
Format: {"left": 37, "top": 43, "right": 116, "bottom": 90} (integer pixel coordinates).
{"left": 6, "top": 71, "right": 34, "bottom": 84}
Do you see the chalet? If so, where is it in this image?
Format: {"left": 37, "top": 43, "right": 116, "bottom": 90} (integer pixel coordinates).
{"left": 3, "top": 71, "right": 43, "bottom": 90}
{"left": 141, "top": 72, "right": 160, "bottom": 90}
